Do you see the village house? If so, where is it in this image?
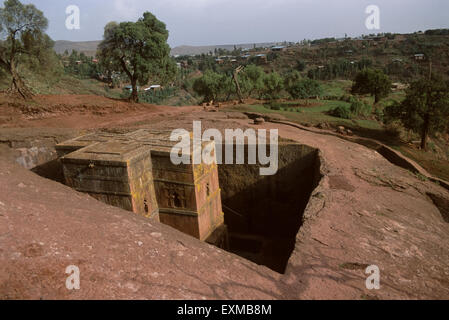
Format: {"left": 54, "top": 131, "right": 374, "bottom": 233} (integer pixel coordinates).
{"left": 414, "top": 53, "right": 425, "bottom": 61}
{"left": 144, "top": 85, "right": 162, "bottom": 92}
{"left": 255, "top": 54, "right": 267, "bottom": 63}
{"left": 271, "top": 46, "right": 286, "bottom": 52}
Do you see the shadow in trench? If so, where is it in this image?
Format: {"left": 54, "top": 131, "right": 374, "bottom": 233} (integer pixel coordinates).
{"left": 217, "top": 142, "right": 322, "bottom": 273}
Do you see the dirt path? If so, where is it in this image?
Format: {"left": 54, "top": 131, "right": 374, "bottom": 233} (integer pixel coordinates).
{"left": 0, "top": 94, "right": 203, "bottom": 129}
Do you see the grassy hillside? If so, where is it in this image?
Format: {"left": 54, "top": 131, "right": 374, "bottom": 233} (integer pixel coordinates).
{"left": 0, "top": 67, "right": 122, "bottom": 98}
{"left": 228, "top": 91, "right": 449, "bottom": 182}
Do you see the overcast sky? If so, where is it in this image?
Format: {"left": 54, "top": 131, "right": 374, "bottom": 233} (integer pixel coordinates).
{"left": 21, "top": 0, "right": 449, "bottom": 47}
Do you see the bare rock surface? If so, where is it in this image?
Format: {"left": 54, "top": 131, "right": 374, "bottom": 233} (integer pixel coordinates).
{"left": 1, "top": 108, "right": 449, "bottom": 300}
{"left": 244, "top": 120, "right": 449, "bottom": 300}
{"left": 0, "top": 159, "right": 284, "bottom": 300}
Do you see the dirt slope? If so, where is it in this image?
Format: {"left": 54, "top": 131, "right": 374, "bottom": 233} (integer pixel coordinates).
{"left": 0, "top": 94, "right": 202, "bottom": 129}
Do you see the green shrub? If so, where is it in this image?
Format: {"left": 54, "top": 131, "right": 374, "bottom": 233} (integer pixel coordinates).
{"left": 374, "top": 108, "right": 384, "bottom": 121}
{"left": 350, "top": 100, "right": 372, "bottom": 117}
{"left": 139, "top": 87, "right": 177, "bottom": 104}
{"left": 340, "top": 94, "right": 352, "bottom": 102}
{"left": 265, "top": 102, "right": 282, "bottom": 110}
{"left": 322, "top": 95, "right": 340, "bottom": 101}
{"left": 262, "top": 72, "right": 284, "bottom": 100}
{"left": 330, "top": 105, "right": 352, "bottom": 119}
{"left": 384, "top": 120, "right": 403, "bottom": 138}
{"left": 286, "top": 78, "right": 322, "bottom": 100}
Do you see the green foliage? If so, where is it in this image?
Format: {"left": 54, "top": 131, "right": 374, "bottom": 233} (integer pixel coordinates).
{"left": 424, "top": 29, "right": 449, "bottom": 36}
{"left": 286, "top": 77, "right": 322, "bottom": 100}
{"left": 236, "top": 74, "right": 253, "bottom": 98}
{"left": 97, "top": 12, "right": 174, "bottom": 102}
{"left": 295, "top": 60, "right": 306, "bottom": 72}
{"left": 384, "top": 120, "right": 404, "bottom": 138}
{"left": 329, "top": 105, "right": 352, "bottom": 119}
{"left": 267, "top": 52, "right": 279, "bottom": 62}
{"left": 311, "top": 37, "right": 335, "bottom": 45}
{"left": 350, "top": 100, "right": 372, "bottom": 117}
{"left": 283, "top": 70, "right": 302, "bottom": 89}
{"left": 138, "top": 87, "right": 177, "bottom": 104}
{"left": 261, "top": 72, "right": 283, "bottom": 100}
{"left": 384, "top": 75, "right": 449, "bottom": 148}
{"left": 351, "top": 69, "right": 392, "bottom": 104}
{"left": 198, "top": 55, "right": 218, "bottom": 72}
{"left": 0, "top": 0, "right": 51, "bottom": 97}
{"left": 150, "top": 57, "right": 178, "bottom": 86}
{"left": 308, "top": 58, "right": 373, "bottom": 81}
{"left": 192, "top": 70, "right": 232, "bottom": 102}
{"left": 242, "top": 64, "right": 265, "bottom": 97}
{"left": 265, "top": 102, "right": 282, "bottom": 110}
{"left": 62, "top": 50, "right": 100, "bottom": 79}
{"left": 340, "top": 94, "right": 357, "bottom": 103}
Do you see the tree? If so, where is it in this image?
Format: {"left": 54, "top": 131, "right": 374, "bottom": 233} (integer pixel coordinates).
{"left": 243, "top": 64, "right": 264, "bottom": 97}
{"left": 0, "top": 0, "right": 49, "bottom": 99}
{"left": 286, "top": 78, "right": 322, "bottom": 103}
{"left": 295, "top": 60, "right": 306, "bottom": 72}
{"left": 351, "top": 69, "right": 391, "bottom": 104}
{"left": 97, "top": 13, "right": 173, "bottom": 102}
{"left": 233, "top": 65, "right": 244, "bottom": 103}
{"left": 193, "top": 70, "right": 232, "bottom": 102}
{"left": 237, "top": 73, "right": 253, "bottom": 99}
{"left": 283, "top": 70, "right": 302, "bottom": 90}
{"left": 384, "top": 76, "right": 449, "bottom": 150}
{"left": 261, "top": 72, "right": 283, "bottom": 100}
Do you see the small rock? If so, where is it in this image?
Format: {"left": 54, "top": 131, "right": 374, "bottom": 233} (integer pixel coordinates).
{"left": 254, "top": 118, "right": 265, "bottom": 125}
{"left": 137, "top": 241, "right": 143, "bottom": 247}
{"left": 18, "top": 183, "right": 26, "bottom": 188}
{"left": 336, "top": 126, "right": 346, "bottom": 135}
{"left": 317, "top": 122, "right": 329, "bottom": 130}
{"left": 150, "top": 232, "right": 162, "bottom": 238}
{"left": 124, "top": 282, "right": 140, "bottom": 293}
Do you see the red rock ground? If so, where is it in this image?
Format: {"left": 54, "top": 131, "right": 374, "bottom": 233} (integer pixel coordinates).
{"left": 1, "top": 95, "right": 448, "bottom": 299}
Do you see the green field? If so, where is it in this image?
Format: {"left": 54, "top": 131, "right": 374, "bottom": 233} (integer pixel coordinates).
{"left": 233, "top": 99, "right": 383, "bottom": 131}
{"left": 226, "top": 86, "right": 449, "bottom": 182}
{"left": 320, "top": 80, "right": 352, "bottom": 96}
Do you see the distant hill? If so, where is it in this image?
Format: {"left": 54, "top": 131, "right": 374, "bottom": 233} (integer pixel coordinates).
{"left": 170, "top": 42, "right": 279, "bottom": 56}
{"left": 54, "top": 40, "right": 101, "bottom": 57}
{"left": 53, "top": 40, "right": 281, "bottom": 57}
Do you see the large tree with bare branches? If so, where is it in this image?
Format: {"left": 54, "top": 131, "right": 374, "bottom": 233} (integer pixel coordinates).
{"left": 0, "top": 0, "right": 49, "bottom": 99}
